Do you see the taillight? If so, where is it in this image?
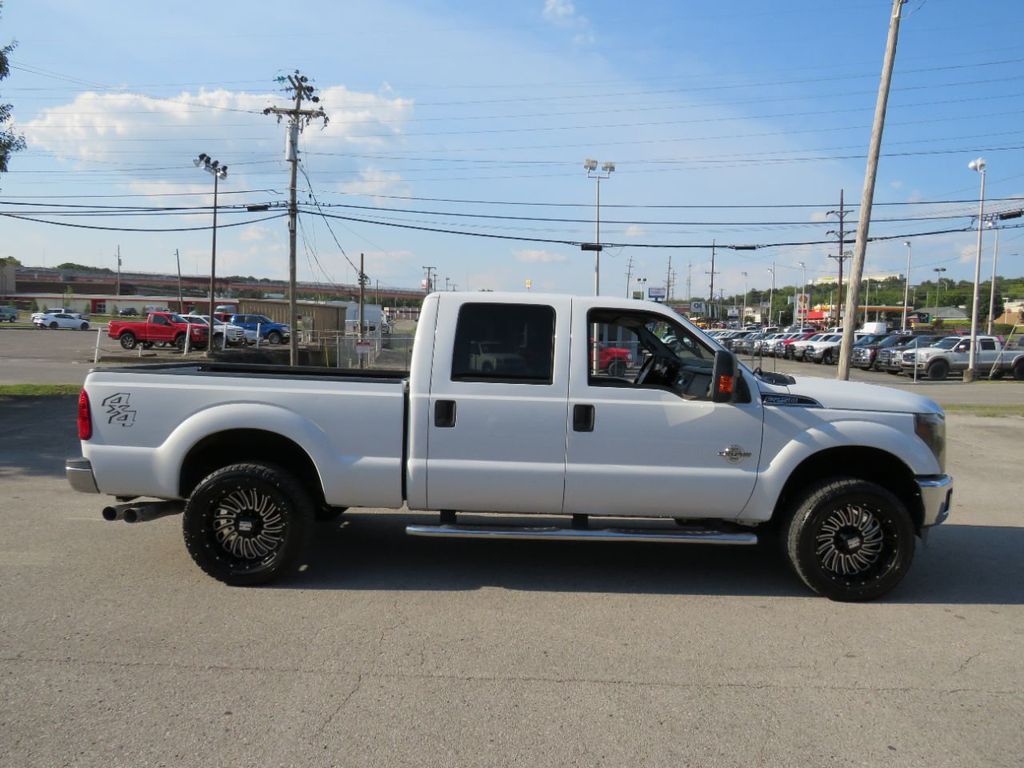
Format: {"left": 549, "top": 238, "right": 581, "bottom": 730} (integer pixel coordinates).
{"left": 77, "top": 389, "right": 92, "bottom": 440}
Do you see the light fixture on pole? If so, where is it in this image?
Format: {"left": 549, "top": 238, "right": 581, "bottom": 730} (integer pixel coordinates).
{"left": 901, "top": 241, "right": 912, "bottom": 331}
{"left": 193, "top": 153, "right": 227, "bottom": 358}
{"left": 583, "top": 158, "right": 614, "bottom": 295}
{"left": 635, "top": 276, "right": 647, "bottom": 299}
{"left": 933, "top": 266, "right": 947, "bottom": 308}
{"left": 965, "top": 157, "right": 987, "bottom": 382}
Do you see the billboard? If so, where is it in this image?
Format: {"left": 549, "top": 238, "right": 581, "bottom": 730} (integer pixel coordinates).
{"left": 689, "top": 300, "right": 706, "bottom": 315}
{"left": 648, "top": 286, "right": 666, "bottom": 300}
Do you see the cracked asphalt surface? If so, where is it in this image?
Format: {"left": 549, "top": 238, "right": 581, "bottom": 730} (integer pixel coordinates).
{"left": 1, "top": 393, "right": 1022, "bottom": 767}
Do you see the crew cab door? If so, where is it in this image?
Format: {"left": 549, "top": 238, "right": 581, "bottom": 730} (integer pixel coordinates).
{"left": 563, "top": 304, "right": 763, "bottom": 519}
{"left": 424, "top": 299, "right": 571, "bottom": 514}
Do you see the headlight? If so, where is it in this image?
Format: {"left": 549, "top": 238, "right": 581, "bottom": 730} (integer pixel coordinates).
{"left": 914, "top": 412, "right": 945, "bottom": 472}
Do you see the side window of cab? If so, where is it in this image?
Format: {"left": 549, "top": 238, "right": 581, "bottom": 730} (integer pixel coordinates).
{"left": 587, "top": 309, "right": 717, "bottom": 400}
{"left": 451, "top": 303, "right": 555, "bottom": 384}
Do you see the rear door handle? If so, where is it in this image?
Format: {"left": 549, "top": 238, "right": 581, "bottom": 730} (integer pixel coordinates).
{"left": 573, "top": 404, "right": 595, "bottom": 432}
{"left": 435, "top": 400, "right": 457, "bottom": 428}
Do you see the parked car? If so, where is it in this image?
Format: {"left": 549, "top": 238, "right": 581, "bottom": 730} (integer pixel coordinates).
{"left": 31, "top": 307, "right": 83, "bottom": 323}
{"left": 227, "top": 314, "right": 290, "bottom": 344}
{"left": 597, "top": 343, "right": 633, "bottom": 376}
{"left": 901, "top": 335, "right": 1024, "bottom": 380}
{"left": 181, "top": 314, "right": 246, "bottom": 347}
{"left": 33, "top": 312, "right": 91, "bottom": 331}
{"left": 790, "top": 333, "right": 828, "bottom": 361}
{"left": 877, "top": 335, "right": 942, "bottom": 374}
{"left": 117, "top": 308, "right": 139, "bottom": 317}
{"left": 0, "top": 305, "right": 17, "bottom": 322}
{"left": 774, "top": 331, "right": 816, "bottom": 358}
{"left": 853, "top": 332, "right": 919, "bottom": 371}
{"left": 107, "top": 311, "right": 208, "bottom": 350}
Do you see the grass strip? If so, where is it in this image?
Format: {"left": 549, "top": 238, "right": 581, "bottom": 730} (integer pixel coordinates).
{"left": 944, "top": 403, "right": 1024, "bottom": 417}
{"left": 0, "top": 384, "right": 80, "bottom": 397}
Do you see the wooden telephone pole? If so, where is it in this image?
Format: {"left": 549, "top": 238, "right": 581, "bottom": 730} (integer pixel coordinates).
{"left": 264, "top": 71, "right": 328, "bottom": 365}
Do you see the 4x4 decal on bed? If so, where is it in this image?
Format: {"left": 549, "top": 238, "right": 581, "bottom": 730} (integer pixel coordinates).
{"left": 102, "top": 393, "right": 137, "bottom": 427}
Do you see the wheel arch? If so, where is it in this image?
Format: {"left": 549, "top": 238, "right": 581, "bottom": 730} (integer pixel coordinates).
{"left": 179, "top": 428, "right": 325, "bottom": 507}
{"left": 772, "top": 446, "right": 924, "bottom": 532}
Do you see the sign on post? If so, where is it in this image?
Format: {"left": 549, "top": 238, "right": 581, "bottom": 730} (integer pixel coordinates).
{"left": 647, "top": 287, "right": 666, "bottom": 301}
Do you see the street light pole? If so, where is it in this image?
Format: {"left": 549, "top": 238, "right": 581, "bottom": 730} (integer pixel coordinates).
{"left": 933, "top": 267, "right": 946, "bottom": 308}
{"left": 741, "top": 271, "right": 749, "bottom": 325}
{"left": 987, "top": 221, "right": 999, "bottom": 335}
{"left": 584, "top": 158, "right": 614, "bottom": 295}
{"left": 965, "top": 157, "right": 987, "bottom": 382}
{"left": 194, "top": 153, "right": 227, "bottom": 358}
{"left": 901, "top": 241, "right": 912, "bottom": 331}
{"left": 767, "top": 263, "right": 776, "bottom": 327}
{"left": 797, "top": 261, "right": 807, "bottom": 328}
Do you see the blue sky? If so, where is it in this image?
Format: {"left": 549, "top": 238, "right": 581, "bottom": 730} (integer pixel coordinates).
{"left": 2, "top": 0, "right": 1023, "bottom": 299}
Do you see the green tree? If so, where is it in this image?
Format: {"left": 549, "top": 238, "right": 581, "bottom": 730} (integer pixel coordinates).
{"left": 1, "top": 2, "right": 26, "bottom": 175}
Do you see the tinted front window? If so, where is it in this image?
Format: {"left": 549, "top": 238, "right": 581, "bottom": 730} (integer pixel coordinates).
{"left": 451, "top": 303, "right": 555, "bottom": 384}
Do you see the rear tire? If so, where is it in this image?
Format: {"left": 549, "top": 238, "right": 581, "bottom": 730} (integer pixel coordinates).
{"left": 174, "top": 334, "right": 186, "bottom": 351}
{"left": 183, "top": 463, "right": 313, "bottom": 586}
{"left": 119, "top": 332, "right": 137, "bottom": 349}
{"left": 1013, "top": 360, "right": 1024, "bottom": 381}
{"left": 783, "top": 477, "right": 915, "bottom": 602}
{"left": 823, "top": 350, "right": 834, "bottom": 365}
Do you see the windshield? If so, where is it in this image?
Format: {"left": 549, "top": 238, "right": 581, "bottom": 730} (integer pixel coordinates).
{"left": 934, "top": 337, "right": 960, "bottom": 350}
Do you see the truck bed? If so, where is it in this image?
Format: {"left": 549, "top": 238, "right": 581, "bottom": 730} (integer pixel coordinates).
{"left": 81, "top": 362, "right": 408, "bottom": 508}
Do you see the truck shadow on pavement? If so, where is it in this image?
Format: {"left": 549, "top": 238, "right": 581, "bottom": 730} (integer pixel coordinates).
{"left": 0, "top": 396, "right": 80, "bottom": 480}
{"left": 283, "top": 514, "right": 1024, "bottom": 605}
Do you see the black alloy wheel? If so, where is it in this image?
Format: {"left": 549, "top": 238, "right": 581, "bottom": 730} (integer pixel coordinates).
{"left": 183, "top": 463, "right": 312, "bottom": 586}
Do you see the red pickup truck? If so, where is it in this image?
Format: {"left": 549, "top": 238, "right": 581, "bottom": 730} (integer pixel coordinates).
{"left": 107, "top": 312, "right": 208, "bottom": 351}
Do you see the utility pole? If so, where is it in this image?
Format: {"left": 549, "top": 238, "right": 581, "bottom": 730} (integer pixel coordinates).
{"left": 115, "top": 245, "right": 121, "bottom": 297}
{"left": 264, "top": 70, "right": 328, "bottom": 366}
{"left": 665, "top": 255, "right": 673, "bottom": 301}
{"left": 686, "top": 262, "right": 692, "bottom": 302}
{"left": 422, "top": 266, "right": 436, "bottom": 293}
{"left": 987, "top": 222, "right": 999, "bottom": 335}
{"left": 767, "top": 262, "right": 776, "bottom": 327}
{"left": 175, "top": 249, "right": 183, "bottom": 313}
{"left": 707, "top": 240, "right": 718, "bottom": 321}
{"left": 827, "top": 189, "right": 852, "bottom": 327}
{"left": 741, "top": 271, "right": 749, "bottom": 325}
{"left": 624, "top": 253, "right": 635, "bottom": 298}
{"left": 358, "top": 252, "right": 366, "bottom": 370}
{"left": 838, "top": 0, "right": 905, "bottom": 380}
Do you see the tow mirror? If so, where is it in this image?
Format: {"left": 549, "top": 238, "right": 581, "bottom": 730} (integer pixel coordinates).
{"left": 711, "top": 348, "right": 737, "bottom": 403}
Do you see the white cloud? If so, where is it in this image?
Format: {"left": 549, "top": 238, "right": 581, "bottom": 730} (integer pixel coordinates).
{"left": 541, "top": 0, "right": 594, "bottom": 43}
{"left": 809, "top": 211, "right": 829, "bottom": 223}
{"left": 23, "top": 85, "right": 412, "bottom": 164}
{"left": 339, "top": 168, "right": 410, "bottom": 200}
{"left": 543, "top": 0, "right": 576, "bottom": 22}
{"left": 515, "top": 248, "right": 568, "bottom": 263}
{"left": 624, "top": 224, "right": 646, "bottom": 238}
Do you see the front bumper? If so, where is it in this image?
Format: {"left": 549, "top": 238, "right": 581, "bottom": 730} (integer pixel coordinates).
{"left": 66, "top": 457, "right": 99, "bottom": 494}
{"left": 917, "top": 474, "right": 953, "bottom": 528}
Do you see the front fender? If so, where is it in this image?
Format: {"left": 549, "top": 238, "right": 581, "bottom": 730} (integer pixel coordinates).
{"left": 743, "top": 409, "right": 940, "bottom": 522}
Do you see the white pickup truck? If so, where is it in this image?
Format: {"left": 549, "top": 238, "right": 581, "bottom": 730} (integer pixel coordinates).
{"left": 66, "top": 293, "right": 952, "bottom": 601}
{"left": 900, "top": 334, "right": 1024, "bottom": 380}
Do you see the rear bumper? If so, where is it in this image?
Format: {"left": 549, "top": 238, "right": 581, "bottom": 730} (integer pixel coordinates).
{"left": 66, "top": 457, "right": 99, "bottom": 494}
{"left": 917, "top": 474, "right": 953, "bottom": 528}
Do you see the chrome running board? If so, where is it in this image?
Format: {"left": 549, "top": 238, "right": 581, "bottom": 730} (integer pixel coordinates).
{"left": 405, "top": 523, "right": 757, "bottom": 546}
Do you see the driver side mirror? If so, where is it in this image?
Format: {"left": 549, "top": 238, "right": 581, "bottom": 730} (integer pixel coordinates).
{"left": 711, "top": 349, "right": 737, "bottom": 403}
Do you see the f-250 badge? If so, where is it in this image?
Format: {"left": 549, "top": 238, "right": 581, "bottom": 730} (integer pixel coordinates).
{"left": 102, "top": 392, "right": 137, "bottom": 427}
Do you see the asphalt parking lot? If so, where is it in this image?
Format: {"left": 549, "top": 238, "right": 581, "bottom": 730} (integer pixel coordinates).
{"left": 1, "top": 387, "right": 1022, "bottom": 766}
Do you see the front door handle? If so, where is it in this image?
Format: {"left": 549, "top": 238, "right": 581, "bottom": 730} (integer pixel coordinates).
{"left": 435, "top": 400, "right": 457, "bottom": 428}
{"left": 573, "top": 404, "right": 595, "bottom": 432}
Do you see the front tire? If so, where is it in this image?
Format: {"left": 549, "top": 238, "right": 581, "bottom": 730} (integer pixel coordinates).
{"left": 783, "top": 477, "right": 915, "bottom": 602}
{"left": 823, "top": 350, "right": 834, "bottom": 365}
{"left": 174, "top": 333, "right": 186, "bottom": 351}
{"left": 606, "top": 359, "right": 627, "bottom": 377}
{"left": 267, "top": 330, "right": 283, "bottom": 345}
{"left": 927, "top": 359, "right": 949, "bottom": 381}
{"left": 183, "top": 463, "right": 313, "bottom": 586}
